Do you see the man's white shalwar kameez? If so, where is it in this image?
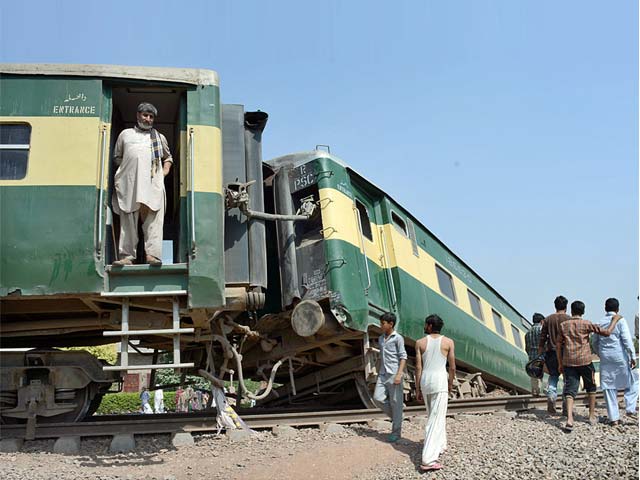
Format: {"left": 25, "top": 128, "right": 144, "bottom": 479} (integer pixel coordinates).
{"left": 592, "top": 313, "right": 638, "bottom": 421}
{"left": 420, "top": 335, "right": 449, "bottom": 467}
{"left": 112, "top": 126, "right": 172, "bottom": 261}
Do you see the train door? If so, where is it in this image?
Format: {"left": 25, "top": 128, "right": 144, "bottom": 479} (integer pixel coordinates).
{"left": 105, "top": 83, "right": 184, "bottom": 266}
{"left": 349, "top": 178, "right": 395, "bottom": 318}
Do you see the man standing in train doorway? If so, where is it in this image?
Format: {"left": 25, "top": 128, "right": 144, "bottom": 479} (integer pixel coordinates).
{"left": 373, "top": 312, "right": 407, "bottom": 443}
{"left": 538, "top": 296, "right": 571, "bottom": 414}
{"left": 112, "top": 102, "right": 173, "bottom": 266}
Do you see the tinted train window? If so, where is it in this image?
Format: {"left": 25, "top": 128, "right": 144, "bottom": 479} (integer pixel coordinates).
{"left": 467, "top": 289, "right": 484, "bottom": 322}
{"left": 391, "top": 211, "right": 408, "bottom": 237}
{"left": 511, "top": 325, "right": 523, "bottom": 349}
{"left": 435, "top": 265, "right": 456, "bottom": 302}
{"left": 355, "top": 199, "right": 373, "bottom": 241}
{"left": 492, "top": 310, "right": 506, "bottom": 337}
{"left": 0, "top": 124, "right": 31, "bottom": 180}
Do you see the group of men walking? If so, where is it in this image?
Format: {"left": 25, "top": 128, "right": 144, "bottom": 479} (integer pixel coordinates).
{"left": 372, "top": 312, "right": 455, "bottom": 473}
{"left": 373, "top": 296, "right": 637, "bottom": 472}
{"left": 525, "top": 295, "right": 637, "bottom": 431}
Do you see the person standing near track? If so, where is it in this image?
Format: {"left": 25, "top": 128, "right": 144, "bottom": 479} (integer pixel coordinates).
{"left": 140, "top": 387, "right": 153, "bottom": 414}
{"left": 415, "top": 314, "right": 456, "bottom": 473}
{"left": 525, "top": 313, "right": 545, "bottom": 396}
{"left": 592, "top": 298, "right": 637, "bottom": 425}
{"left": 556, "top": 300, "right": 620, "bottom": 431}
{"left": 372, "top": 312, "right": 407, "bottom": 443}
{"left": 154, "top": 385, "right": 165, "bottom": 413}
{"left": 538, "top": 296, "right": 571, "bottom": 414}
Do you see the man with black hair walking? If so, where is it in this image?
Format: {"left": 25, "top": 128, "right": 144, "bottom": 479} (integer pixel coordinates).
{"left": 592, "top": 298, "right": 637, "bottom": 424}
{"left": 372, "top": 312, "right": 407, "bottom": 443}
{"left": 525, "top": 313, "right": 545, "bottom": 396}
{"left": 557, "top": 300, "right": 620, "bottom": 431}
{"left": 538, "top": 296, "right": 571, "bottom": 413}
{"left": 415, "top": 314, "right": 456, "bottom": 472}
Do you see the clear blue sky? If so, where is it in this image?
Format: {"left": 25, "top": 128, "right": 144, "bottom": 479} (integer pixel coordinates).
{"left": 2, "top": 1, "right": 638, "bottom": 326}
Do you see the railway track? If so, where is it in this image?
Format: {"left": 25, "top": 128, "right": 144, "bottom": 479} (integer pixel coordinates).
{"left": 0, "top": 392, "right": 608, "bottom": 440}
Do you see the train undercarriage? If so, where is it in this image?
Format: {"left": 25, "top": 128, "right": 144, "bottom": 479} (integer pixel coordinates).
{"left": 1, "top": 294, "right": 497, "bottom": 431}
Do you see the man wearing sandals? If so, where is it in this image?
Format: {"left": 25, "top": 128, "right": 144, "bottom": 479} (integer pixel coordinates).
{"left": 415, "top": 314, "right": 456, "bottom": 472}
{"left": 112, "top": 102, "right": 173, "bottom": 266}
{"left": 372, "top": 312, "right": 407, "bottom": 443}
{"left": 592, "top": 298, "right": 637, "bottom": 425}
{"left": 556, "top": 300, "right": 620, "bottom": 431}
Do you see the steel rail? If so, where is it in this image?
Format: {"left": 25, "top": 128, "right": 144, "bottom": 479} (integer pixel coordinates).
{"left": 0, "top": 392, "right": 610, "bottom": 440}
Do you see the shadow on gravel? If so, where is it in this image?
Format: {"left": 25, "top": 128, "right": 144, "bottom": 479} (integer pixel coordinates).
{"left": 76, "top": 452, "right": 164, "bottom": 469}
{"left": 350, "top": 426, "right": 431, "bottom": 474}
{"left": 516, "top": 407, "right": 596, "bottom": 432}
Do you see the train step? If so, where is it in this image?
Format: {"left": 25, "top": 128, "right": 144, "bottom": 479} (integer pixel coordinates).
{"left": 104, "top": 263, "right": 188, "bottom": 295}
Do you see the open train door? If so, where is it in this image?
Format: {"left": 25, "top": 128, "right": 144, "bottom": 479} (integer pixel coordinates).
{"left": 349, "top": 176, "right": 396, "bottom": 319}
{"left": 185, "top": 87, "right": 225, "bottom": 309}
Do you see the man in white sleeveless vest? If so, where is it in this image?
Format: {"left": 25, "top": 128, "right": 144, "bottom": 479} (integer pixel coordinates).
{"left": 415, "top": 314, "right": 456, "bottom": 472}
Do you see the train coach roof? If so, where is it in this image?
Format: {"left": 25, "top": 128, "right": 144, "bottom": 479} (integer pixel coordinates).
{"left": 267, "top": 151, "right": 528, "bottom": 325}
{"left": 0, "top": 63, "right": 219, "bottom": 86}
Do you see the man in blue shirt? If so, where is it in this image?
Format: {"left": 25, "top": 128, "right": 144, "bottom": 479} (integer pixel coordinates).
{"left": 372, "top": 312, "right": 407, "bottom": 442}
{"left": 592, "top": 298, "right": 638, "bottom": 425}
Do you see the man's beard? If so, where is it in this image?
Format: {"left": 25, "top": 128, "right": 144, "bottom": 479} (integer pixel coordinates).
{"left": 137, "top": 120, "right": 153, "bottom": 130}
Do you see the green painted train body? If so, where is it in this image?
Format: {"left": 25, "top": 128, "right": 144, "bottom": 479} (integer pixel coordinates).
{"left": 0, "top": 65, "right": 531, "bottom": 425}
{"left": 265, "top": 153, "right": 531, "bottom": 392}
{"left": 0, "top": 66, "right": 225, "bottom": 310}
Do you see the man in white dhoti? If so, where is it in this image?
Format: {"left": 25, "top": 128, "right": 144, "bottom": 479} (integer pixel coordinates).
{"left": 112, "top": 102, "right": 173, "bottom": 266}
{"left": 415, "top": 314, "right": 456, "bottom": 473}
{"left": 592, "top": 298, "right": 638, "bottom": 425}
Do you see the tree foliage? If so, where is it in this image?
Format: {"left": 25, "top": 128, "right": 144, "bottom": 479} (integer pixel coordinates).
{"left": 63, "top": 344, "right": 118, "bottom": 364}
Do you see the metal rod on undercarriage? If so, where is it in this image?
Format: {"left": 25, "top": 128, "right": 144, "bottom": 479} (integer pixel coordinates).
{"left": 120, "top": 298, "right": 129, "bottom": 369}
{"left": 172, "top": 297, "right": 181, "bottom": 368}
{"left": 288, "top": 357, "right": 297, "bottom": 396}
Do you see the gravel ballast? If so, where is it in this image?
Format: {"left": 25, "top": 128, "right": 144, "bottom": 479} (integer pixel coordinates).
{"left": 0, "top": 403, "right": 637, "bottom": 480}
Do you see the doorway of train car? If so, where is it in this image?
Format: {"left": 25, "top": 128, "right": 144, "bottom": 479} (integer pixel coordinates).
{"left": 349, "top": 176, "right": 395, "bottom": 317}
{"left": 104, "top": 83, "right": 186, "bottom": 265}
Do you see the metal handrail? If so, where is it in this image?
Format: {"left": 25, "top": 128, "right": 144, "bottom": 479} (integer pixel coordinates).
{"left": 379, "top": 225, "right": 398, "bottom": 310}
{"left": 188, "top": 127, "right": 196, "bottom": 255}
{"left": 354, "top": 206, "right": 371, "bottom": 294}
{"left": 96, "top": 125, "right": 108, "bottom": 254}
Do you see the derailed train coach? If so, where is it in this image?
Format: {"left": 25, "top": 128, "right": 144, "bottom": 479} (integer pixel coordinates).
{"left": 0, "top": 64, "right": 531, "bottom": 427}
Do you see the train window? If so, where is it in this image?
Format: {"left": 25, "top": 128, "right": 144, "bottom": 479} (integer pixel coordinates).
{"left": 391, "top": 211, "right": 408, "bottom": 237}
{"left": 511, "top": 325, "right": 523, "bottom": 349}
{"left": 492, "top": 310, "right": 506, "bottom": 337}
{"left": 407, "top": 221, "right": 419, "bottom": 257}
{"left": 467, "top": 289, "right": 484, "bottom": 322}
{"left": 435, "top": 264, "right": 457, "bottom": 303}
{"left": 0, "top": 123, "right": 31, "bottom": 180}
{"left": 355, "top": 199, "right": 373, "bottom": 241}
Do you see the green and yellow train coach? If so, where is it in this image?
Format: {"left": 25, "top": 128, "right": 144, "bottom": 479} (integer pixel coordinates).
{"left": 240, "top": 152, "right": 531, "bottom": 406}
{"left": 1, "top": 64, "right": 531, "bottom": 426}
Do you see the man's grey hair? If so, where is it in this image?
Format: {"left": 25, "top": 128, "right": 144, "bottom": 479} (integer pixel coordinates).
{"left": 137, "top": 102, "right": 158, "bottom": 116}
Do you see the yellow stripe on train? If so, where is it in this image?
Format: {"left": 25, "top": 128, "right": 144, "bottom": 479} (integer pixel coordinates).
{"left": 0, "top": 116, "right": 107, "bottom": 187}
{"left": 318, "top": 186, "right": 526, "bottom": 350}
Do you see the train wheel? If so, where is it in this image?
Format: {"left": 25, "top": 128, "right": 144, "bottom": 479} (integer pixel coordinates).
{"left": 353, "top": 373, "right": 377, "bottom": 409}
{"left": 0, "top": 384, "right": 95, "bottom": 425}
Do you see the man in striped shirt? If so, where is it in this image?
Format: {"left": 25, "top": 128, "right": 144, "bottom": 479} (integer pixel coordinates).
{"left": 556, "top": 300, "right": 620, "bottom": 431}
{"left": 525, "top": 313, "right": 545, "bottom": 395}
